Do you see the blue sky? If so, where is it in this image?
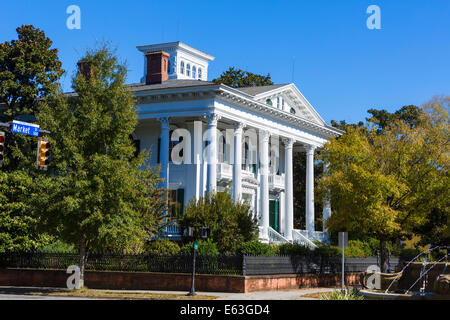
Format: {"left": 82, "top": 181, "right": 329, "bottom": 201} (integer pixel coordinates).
{"left": 1, "top": 0, "right": 449, "bottom": 124}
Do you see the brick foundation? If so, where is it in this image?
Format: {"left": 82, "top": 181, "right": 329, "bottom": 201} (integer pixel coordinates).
{"left": 0, "top": 268, "right": 362, "bottom": 293}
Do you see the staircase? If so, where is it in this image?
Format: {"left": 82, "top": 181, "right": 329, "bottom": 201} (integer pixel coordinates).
{"left": 267, "top": 227, "right": 322, "bottom": 250}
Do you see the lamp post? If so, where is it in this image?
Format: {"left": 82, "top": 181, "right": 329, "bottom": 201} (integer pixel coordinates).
{"left": 184, "top": 226, "right": 210, "bottom": 296}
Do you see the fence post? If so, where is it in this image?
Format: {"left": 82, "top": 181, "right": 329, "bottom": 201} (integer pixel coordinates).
{"left": 242, "top": 254, "right": 246, "bottom": 276}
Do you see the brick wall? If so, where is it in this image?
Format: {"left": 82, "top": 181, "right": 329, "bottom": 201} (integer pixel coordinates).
{"left": 0, "top": 268, "right": 363, "bottom": 293}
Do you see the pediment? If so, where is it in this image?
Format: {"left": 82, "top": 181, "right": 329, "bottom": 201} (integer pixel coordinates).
{"left": 250, "top": 84, "right": 326, "bottom": 125}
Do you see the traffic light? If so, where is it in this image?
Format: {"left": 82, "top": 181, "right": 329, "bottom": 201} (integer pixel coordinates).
{"left": 0, "top": 131, "right": 5, "bottom": 167}
{"left": 36, "top": 137, "right": 51, "bottom": 170}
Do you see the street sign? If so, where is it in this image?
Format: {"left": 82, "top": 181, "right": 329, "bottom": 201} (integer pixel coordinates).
{"left": 11, "top": 120, "right": 40, "bottom": 137}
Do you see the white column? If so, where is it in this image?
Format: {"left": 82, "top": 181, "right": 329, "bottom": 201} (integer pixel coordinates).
{"left": 206, "top": 113, "right": 220, "bottom": 194}
{"left": 158, "top": 117, "right": 170, "bottom": 191}
{"left": 194, "top": 120, "right": 203, "bottom": 201}
{"left": 279, "top": 190, "right": 286, "bottom": 236}
{"left": 233, "top": 122, "right": 245, "bottom": 202}
{"left": 322, "top": 161, "right": 331, "bottom": 233}
{"left": 259, "top": 130, "right": 270, "bottom": 241}
{"left": 305, "top": 145, "right": 316, "bottom": 236}
{"left": 284, "top": 138, "right": 294, "bottom": 240}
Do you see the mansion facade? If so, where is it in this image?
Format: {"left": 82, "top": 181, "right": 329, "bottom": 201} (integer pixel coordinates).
{"left": 130, "top": 42, "right": 342, "bottom": 246}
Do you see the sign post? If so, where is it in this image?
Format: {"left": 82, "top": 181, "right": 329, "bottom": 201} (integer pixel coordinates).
{"left": 338, "top": 232, "right": 348, "bottom": 292}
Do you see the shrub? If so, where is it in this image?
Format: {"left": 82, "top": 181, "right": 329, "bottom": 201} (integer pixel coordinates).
{"left": 237, "top": 241, "right": 279, "bottom": 256}
{"left": 399, "top": 248, "right": 422, "bottom": 261}
{"left": 37, "top": 239, "right": 75, "bottom": 253}
{"left": 179, "top": 239, "right": 220, "bottom": 256}
{"left": 278, "top": 243, "right": 314, "bottom": 255}
{"left": 178, "top": 191, "right": 258, "bottom": 254}
{"left": 315, "top": 245, "right": 341, "bottom": 257}
{"left": 145, "top": 240, "right": 180, "bottom": 255}
{"left": 320, "top": 288, "right": 364, "bottom": 300}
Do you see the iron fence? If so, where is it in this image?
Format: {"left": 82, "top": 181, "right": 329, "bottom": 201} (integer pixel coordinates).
{"left": 0, "top": 251, "right": 399, "bottom": 276}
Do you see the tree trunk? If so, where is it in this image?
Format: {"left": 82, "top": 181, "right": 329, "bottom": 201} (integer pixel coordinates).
{"left": 379, "top": 239, "right": 387, "bottom": 273}
{"left": 79, "top": 238, "right": 86, "bottom": 289}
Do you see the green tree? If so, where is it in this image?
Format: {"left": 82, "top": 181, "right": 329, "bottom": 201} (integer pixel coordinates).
{"left": 0, "top": 25, "right": 62, "bottom": 251}
{"left": 212, "top": 67, "right": 274, "bottom": 88}
{"left": 37, "top": 45, "right": 167, "bottom": 286}
{"left": 178, "top": 191, "right": 258, "bottom": 253}
{"left": 0, "top": 25, "right": 63, "bottom": 172}
{"left": 318, "top": 98, "right": 449, "bottom": 271}
{"left": 0, "top": 171, "right": 53, "bottom": 252}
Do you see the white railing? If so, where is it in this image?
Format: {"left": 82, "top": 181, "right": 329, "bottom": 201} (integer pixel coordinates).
{"left": 165, "top": 220, "right": 180, "bottom": 236}
{"left": 268, "top": 173, "right": 285, "bottom": 190}
{"left": 297, "top": 229, "right": 329, "bottom": 244}
{"left": 268, "top": 227, "right": 290, "bottom": 244}
{"left": 292, "top": 229, "right": 318, "bottom": 249}
{"left": 217, "top": 163, "right": 233, "bottom": 181}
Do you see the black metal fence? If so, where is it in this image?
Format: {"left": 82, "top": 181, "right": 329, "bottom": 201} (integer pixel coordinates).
{"left": 0, "top": 252, "right": 399, "bottom": 276}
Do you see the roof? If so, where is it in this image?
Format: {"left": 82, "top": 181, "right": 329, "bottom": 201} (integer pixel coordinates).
{"left": 127, "top": 79, "right": 216, "bottom": 92}
{"left": 136, "top": 41, "right": 215, "bottom": 61}
{"left": 235, "top": 84, "right": 290, "bottom": 96}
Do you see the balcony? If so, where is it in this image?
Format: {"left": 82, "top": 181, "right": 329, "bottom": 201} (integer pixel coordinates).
{"left": 217, "top": 163, "right": 233, "bottom": 181}
{"left": 269, "top": 173, "right": 285, "bottom": 191}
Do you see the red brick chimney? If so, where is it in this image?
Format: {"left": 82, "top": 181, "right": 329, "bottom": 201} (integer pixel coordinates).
{"left": 145, "top": 51, "right": 170, "bottom": 84}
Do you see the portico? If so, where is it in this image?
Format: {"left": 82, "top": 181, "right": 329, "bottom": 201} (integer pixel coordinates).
{"left": 132, "top": 41, "right": 342, "bottom": 245}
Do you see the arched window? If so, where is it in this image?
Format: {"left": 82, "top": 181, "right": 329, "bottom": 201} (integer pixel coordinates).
{"left": 180, "top": 61, "right": 185, "bottom": 74}
{"left": 186, "top": 64, "right": 191, "bottom": 77}
{"left": 290, "top": 107, "right": 296, "bottom": 114}
{"left": 198, "top": 68, "right": 202, "bottom": 79}
{"left": 192, "top": 66, "right": 196, "bottom": 79}
{"left": 266, "top": 99, "right": 273, "bottom": 106}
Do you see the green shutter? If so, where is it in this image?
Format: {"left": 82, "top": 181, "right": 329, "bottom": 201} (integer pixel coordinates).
{"left": 176, "top": 189, "right": 185, "bottom": 216}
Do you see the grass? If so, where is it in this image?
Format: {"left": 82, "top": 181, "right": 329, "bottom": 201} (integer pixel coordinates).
{"left": 301, "top": 288, "right": 364, "bottom": 300}
{"left": 26, "top": 287, "right": 218, "bottom": 300}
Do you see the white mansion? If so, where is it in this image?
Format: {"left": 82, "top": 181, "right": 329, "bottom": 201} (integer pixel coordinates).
{"left": 130, "top": 42, "right": 342, "bottom": 247}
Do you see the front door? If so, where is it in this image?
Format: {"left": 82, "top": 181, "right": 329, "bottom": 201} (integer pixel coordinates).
{"left": 269, "top": 199, "right": 279, "bottom": 232}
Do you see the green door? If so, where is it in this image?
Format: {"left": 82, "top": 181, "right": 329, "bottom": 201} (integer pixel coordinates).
{"left": 269, "top": 199, "right": 279, "bottom": 232}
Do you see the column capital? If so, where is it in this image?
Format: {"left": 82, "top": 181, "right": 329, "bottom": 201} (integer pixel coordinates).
{"left": 283, "top": 138, "right": 295, "bottom": 149}
{"left": 305, "top": 144, "right": 316, "bottom": 154}
{"left": 259, "top": 129, "right": 270, "bottom": 142}
{"left": 158, "top": 117, "right": 170, "bottom": 129}
{"left": 206, "top": 112, "right": 221, "bottom": 126}
{"left": 234, "top": 122, "right": 246, "bottom": 133}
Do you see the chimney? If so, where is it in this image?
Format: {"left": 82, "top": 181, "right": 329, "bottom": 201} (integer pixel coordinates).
{"left": 145, "top": 51, "right": 170, "bottom": 84}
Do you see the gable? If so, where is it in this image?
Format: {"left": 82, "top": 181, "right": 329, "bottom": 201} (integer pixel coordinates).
{"left": 249, "top": 84, "right": 326, "bottom": 125}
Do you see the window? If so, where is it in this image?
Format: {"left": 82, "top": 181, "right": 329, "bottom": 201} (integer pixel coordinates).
{"left": 157, "top": 132, "right": 183, "bottom": 163}
{"left": 277, "top": 97, "right": 280, "bottom": 109}
{"left": 186, "top": 64, "right": 191, "bottom": 77}
{"left": 198, "top": 68, "right": 202, "bottom": 79}
{"left": 180, "top": 61, "right": 185, "bottom": 74}
{"left": 266, "top": 99, "right": 273, "bottom": 106}
{"left": 168, "top": 189, "right": 185, "bottom": 219}
{"left": 192, "top": 66, "right": 196, "bottom": 79}
{"left": 290, "top": 107, "right": 296, "bottom": 114}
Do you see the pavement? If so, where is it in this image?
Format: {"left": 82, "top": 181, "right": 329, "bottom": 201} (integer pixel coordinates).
{"left": 0, "top": 286, "right": 336, "bottom": 300}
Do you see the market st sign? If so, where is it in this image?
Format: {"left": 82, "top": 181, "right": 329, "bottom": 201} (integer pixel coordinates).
{"left": 11, "top": 120, "right": 40, "bottom": 137}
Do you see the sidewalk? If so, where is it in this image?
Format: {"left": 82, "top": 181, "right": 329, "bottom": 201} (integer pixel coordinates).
{"left": 0, "top": 286, "right": 336, "bottom": 300}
